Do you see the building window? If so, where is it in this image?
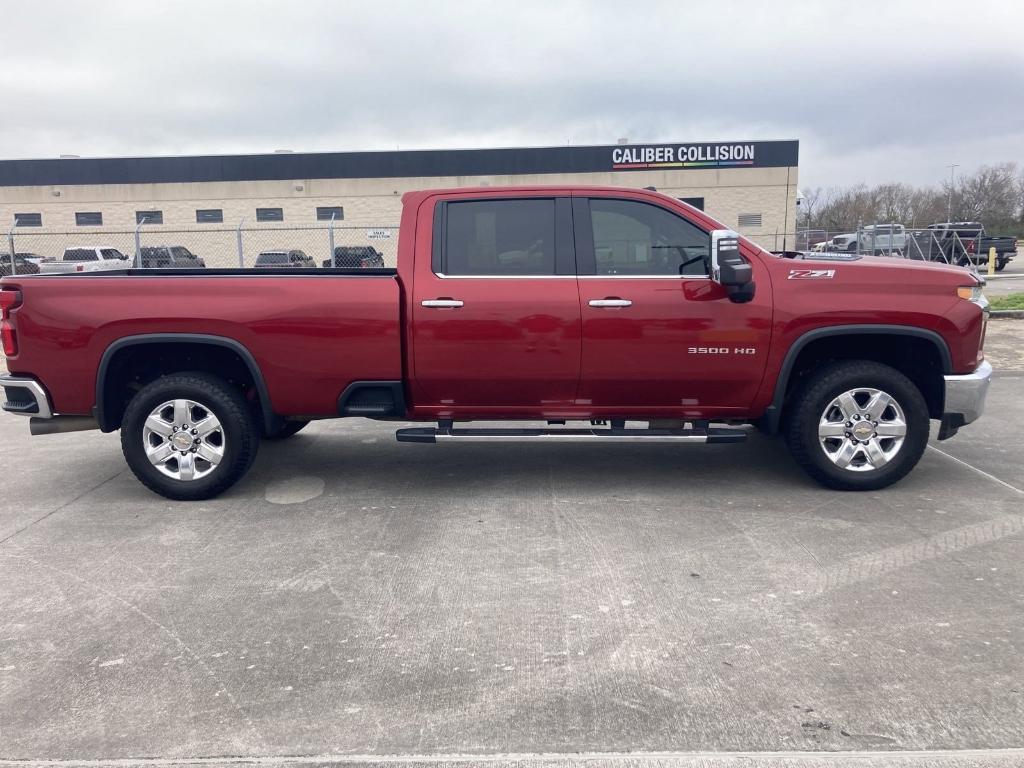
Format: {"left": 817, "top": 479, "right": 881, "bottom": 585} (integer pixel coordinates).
{"left": 75, "top": 212, "right": 103, "bottom": 226}
{"left": 737, "top": 213, "right": 762, "bottom": 228}
{"left": 677, "top": 197, "right": 705, "bottom": 211}
{"left": 316, "top": 206, "right": 344, "bottom": 221}
{"left": 196, "top": 209, "right": 224, "bottom": 224}
{"left": 135, "top": 210, "right": 163, "bottom": 225}
{"left": 256, "top": 207, "right": 284, "bottom": 222}
{"left": 14, "top": 213, "right": 42, "bottom": 227}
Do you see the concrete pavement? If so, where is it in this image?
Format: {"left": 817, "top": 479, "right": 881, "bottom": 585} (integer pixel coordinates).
{"left": 1, "top": 339, "right": 1023, "bottom": 767}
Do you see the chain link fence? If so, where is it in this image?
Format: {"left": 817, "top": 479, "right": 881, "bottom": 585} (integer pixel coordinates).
{"left": 3, "top": 221, "right": 399, "bottom": 274}
{"left": 794, "top": 225, "right": 1019, "bottom": 270}
{"left": 4, "top": 220, "right": 1016, "bottom": 277}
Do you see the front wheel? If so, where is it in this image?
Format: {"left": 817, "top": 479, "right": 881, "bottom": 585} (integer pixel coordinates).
{"left": 121, "top": 372, "right": 260, "bottom": 500}
{"left": 784, "top": 360, "right": 929, "bottom": 491}
{"left": 995, "top": 259, "right": 1007, "bottom": 272}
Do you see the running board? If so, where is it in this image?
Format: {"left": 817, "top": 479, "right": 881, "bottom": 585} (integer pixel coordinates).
{"left": 395, "top": 426, "right": 747, "bottom": 444}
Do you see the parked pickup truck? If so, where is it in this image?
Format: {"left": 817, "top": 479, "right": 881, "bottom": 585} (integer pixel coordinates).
{"left": 40, "top": 246, "right": 131, "bottom": 273}
{"left": 923, "top": 222, "right": 1016, "bottom": 271}
{"left": 1, "top": 186, "right": 992, "bottom": 500}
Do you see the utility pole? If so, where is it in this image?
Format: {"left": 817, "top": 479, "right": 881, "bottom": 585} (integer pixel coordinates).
{"left": 946, "top": 164, "right": 959, "bottom": 222}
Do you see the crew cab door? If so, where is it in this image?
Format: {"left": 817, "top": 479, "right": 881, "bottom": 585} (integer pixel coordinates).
{"left": 410, "top": 195, "right": 581, "bottom": 412}
{"left": 573, "top": 194, "right": 772, "bottom": 415}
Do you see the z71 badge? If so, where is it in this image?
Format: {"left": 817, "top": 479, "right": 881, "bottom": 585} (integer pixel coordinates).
{"left": 788, "top": 268, "right": 836, "bottom": 280}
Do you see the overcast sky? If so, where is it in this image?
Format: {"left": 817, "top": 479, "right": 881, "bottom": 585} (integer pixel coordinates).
{"left": 2, "top": 0, "right": 1020, "bottom": 189}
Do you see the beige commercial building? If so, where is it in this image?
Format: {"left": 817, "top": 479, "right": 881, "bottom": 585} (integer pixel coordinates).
{"left": 0, "top": 141, "right": 799, "bottom": 265}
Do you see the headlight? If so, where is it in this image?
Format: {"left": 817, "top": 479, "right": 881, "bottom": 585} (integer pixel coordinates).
{"left": 957, "top": 284, "right": 985, "bottom": 302}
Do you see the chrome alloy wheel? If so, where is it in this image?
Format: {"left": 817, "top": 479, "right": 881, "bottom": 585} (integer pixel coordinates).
{"left": 142, "top": 399, "right": 225, "bottom": 481}
{"left": 818, "top": 387, "right": 907, "bottom": 472}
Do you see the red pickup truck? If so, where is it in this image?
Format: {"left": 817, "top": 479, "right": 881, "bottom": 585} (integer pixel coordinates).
{"left": 0, "top": 186, "right": 992, "bottom": 500}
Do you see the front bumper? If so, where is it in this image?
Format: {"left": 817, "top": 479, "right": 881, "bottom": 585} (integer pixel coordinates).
{"left": 0, "top": 375, "right": 53, "bottom": 418}
{"left": 938, "top": 359, "right": 993, "bottom": 440}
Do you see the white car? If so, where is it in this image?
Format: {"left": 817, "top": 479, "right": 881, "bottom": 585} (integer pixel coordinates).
{"left": 40, "top": 246, "right": 132, "bottom": 273}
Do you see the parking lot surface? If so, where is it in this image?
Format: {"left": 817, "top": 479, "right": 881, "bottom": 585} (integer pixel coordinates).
{"left": 1, "top": 325, "right": 1023, "bottom": 768}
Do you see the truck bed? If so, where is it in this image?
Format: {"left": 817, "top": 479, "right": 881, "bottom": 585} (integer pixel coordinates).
{"left": 4, "top": 270, "right": 402, "bottom": 418}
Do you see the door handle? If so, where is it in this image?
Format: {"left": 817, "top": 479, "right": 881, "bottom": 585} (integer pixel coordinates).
{"left": 421, "top": 299, "right": 464, "bottom": 308}
{"left": 588, "top": 298, "right": 632, "bottom": 308}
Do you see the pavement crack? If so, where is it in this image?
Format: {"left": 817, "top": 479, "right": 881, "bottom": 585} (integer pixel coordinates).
{"left": 0, "top": 468, "right": 124, "bottom": 547}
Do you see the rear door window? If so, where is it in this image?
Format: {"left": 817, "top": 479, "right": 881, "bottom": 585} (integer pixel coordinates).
{"left": 442, "top": 199, "right": 556, "bottom": 276}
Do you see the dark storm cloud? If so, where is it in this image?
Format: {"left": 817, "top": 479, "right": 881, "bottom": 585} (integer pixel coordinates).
{"left": 1, "top": 0, "right": 1021, "bottom": 186}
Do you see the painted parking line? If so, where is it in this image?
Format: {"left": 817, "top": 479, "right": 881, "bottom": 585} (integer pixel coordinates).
{"left": 926, "top": 444, "right": 1024, "bottom": 495}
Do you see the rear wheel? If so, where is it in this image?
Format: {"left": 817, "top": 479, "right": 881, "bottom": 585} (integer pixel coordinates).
{"left": 784, "top": 360, "right": 929, "bottom": 491}
{"left": 995, "top": 258, "right": 1007, "bottom": 272}
{"left": 121, "top": 373, "right": 260, "bottom": 500}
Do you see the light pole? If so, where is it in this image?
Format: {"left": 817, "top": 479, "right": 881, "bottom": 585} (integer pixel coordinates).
{"left": 946, "top": 164, "right": 959, "bottom": 222}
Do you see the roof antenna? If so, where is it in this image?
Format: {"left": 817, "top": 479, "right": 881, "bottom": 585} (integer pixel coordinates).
{"left": 643, "top": 186, "right": 657, "bottom": 192}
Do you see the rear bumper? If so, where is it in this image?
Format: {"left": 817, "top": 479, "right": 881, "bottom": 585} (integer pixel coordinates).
{"left": 938, "top": 360, "right": 993, "bottom": 439}
{"left": 0, "top": 375, "right": 53, "bottom": 418}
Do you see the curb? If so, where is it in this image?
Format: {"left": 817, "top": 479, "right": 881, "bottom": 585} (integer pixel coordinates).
{"left": 990, "top": 310, "right": 1024, "bottom": 319}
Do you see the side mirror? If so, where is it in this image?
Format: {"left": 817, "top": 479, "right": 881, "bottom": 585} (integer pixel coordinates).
{"left": 710, "top": 229, "right": 755, "bottom": 303}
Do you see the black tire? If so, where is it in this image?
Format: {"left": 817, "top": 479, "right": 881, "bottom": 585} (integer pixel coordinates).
{"left": 846, "top": 242, "right": 858, "bottom": 253}
{"left": 121, "top": 372, "right": 260, "bottom": 500}
{"left": 264, "top": 420, "right": 309, "bottom": 440}
{"left": 784, "top": 360, "right": 929, "bottom": 491}
{"left": 995, "top": 259, "right": 1007, "bottom": 272}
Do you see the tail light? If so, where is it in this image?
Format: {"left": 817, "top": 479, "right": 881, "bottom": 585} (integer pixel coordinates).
{"left": 966, "top": 240, "right": 976, "bottom": 254}
{"left": 1, "top": 288, "right": 22, "bottom": 357}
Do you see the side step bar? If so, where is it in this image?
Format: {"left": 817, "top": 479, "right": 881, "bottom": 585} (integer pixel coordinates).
{"left": 396, "top": 426, "right": 747, "bottom": 444}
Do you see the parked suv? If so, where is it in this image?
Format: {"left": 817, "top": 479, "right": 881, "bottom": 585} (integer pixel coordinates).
{"left": 140, "top": 246, "right": 206, "bottom": 269}
{"left": 323, "top": 246, "right": 386, "bottom": 269}
{"left": 255, "top": 250, "right": 316, "bottom": 268}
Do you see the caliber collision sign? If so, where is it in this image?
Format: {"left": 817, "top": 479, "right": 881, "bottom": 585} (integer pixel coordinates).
{"left": 612, "top": 143, "right": 757, "bottom": 170}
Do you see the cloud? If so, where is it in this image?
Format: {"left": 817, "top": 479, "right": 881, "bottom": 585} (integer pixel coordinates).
{"left": 1, "top": 0, "right": 1021, "bottom": 187}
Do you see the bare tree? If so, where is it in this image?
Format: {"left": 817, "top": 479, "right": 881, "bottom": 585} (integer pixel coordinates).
{"left": 810, "top": 163, "right": 1021, "bottom": 236}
